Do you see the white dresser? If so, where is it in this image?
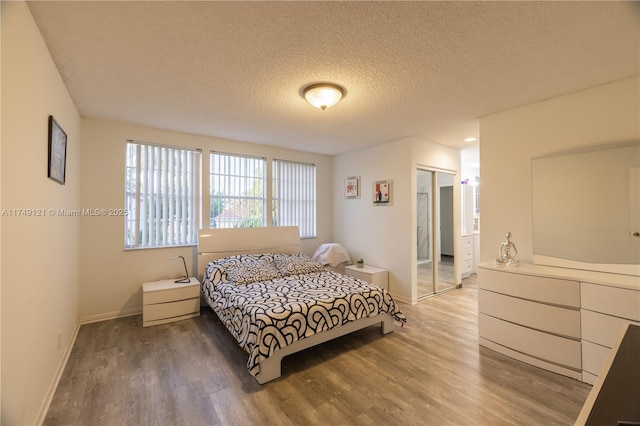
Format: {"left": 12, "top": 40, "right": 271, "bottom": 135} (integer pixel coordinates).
{"left": 478, "top": 262, "right": 639, "bottom": 383}
{"left": 576, "top": 324, "right": 640, "bottom": 425}
{"left": 478, "top": 264, "right": 582, "bottom": 379}
{"left": 142, "top": 277, "right": 200, "bottom": 327}
{"left": 344, "top": 264, "right": 389, "bottom": 290}
{"left": 580, "top": 281, "right": 640, "bottom": 384}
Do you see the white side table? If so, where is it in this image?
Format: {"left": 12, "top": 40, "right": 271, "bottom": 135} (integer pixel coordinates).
{"left": 142, "top": 277, "right": 200, "bottom": 327}
{"left": 344, "top": 264, "right": 389, "bottom": 290}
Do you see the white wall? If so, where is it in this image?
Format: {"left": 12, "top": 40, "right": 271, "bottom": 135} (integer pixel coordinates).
{"left": 479, "top": 76, "right": 640, "bottom": 265}
{"left": 1, "top": 2, "right": 82, "bottom": 424}
{"left": 80, "top": 118, "right": 333, "bottom": 322}
{"left": 333, "top": 137, "right": 460, "bottom": 303}
{"left": 460, "top": 146, "right": 479, "bottom": 183}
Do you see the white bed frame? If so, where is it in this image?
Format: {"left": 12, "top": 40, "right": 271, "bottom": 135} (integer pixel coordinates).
{"left": 197, "top": 226, "right": 395, "bottom": 384}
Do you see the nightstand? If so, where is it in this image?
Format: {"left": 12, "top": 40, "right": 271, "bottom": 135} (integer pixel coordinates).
{"left": 142, "top": 277, "right": 200, "bottom": 327}
{"left": 344, "top": 264, "right": 389, "bottom": 290}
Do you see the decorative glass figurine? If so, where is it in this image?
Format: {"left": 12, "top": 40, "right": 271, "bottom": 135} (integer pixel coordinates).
{"left": 496, "top": 232, "right": 519, "bottom": 266}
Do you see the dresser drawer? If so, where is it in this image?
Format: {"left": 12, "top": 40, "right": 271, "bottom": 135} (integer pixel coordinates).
{"left": 462, "top": 249, "right": 473, "bottom": 261}
{"left": 478, "top": 268, "right": 579, "bottom": 308}
{"left": 479, "top": 313, "right": 581, "bottom": 369}
{"left": 582, "top": 340, "right": 611, "bottom": 377}
{"left": 581, "top": 282, "right": 640, "bottom": 321}
{"left": 480, "top": 289, "right": 580, "bottom": 338}
{"left": 581, "top": 309, "right": 640, "bottom": 348}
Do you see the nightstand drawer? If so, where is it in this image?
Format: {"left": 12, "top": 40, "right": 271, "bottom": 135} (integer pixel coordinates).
{"left": 143, "top": 298, "right": 200, "bottom": 322}
{"left": 144, "top": 284, "right": 199, "bottom": 305}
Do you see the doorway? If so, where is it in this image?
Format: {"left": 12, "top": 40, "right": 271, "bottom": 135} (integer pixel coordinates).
{"left": 416, "top": 169, "right": 456, "bottom": 299}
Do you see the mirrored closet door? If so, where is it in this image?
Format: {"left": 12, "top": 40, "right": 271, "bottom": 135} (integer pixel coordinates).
{"left": 416, "top": 168, "right": 456, "bottom": 299}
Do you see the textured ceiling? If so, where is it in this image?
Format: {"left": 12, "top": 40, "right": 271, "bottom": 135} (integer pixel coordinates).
{"left": 26, "top": 1, "right": 639, "bottom": 155}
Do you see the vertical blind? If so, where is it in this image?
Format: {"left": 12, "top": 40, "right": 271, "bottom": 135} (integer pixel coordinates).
{"left": 125, "top": 141, "right": 201, "bottom": 248}
{"left": 210, "top": 152, "right": 266, "bottom": 228}
{"left": 273, "top": 159, "right": 316, "bottom": 238}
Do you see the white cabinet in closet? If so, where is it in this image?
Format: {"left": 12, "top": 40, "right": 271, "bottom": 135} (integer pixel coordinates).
{"left": 461, "top": 235, "right": 474, "bottom": 278}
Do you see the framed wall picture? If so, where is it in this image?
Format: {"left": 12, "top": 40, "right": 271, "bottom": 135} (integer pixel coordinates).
{"left": 48, "top": 115, "right": 67, "bottom": 185}
{"left": 345, "top": 176, "right": 360, "bottom": 199}
{"left": 373, "top": 179, "right": 392, "bottom": 206}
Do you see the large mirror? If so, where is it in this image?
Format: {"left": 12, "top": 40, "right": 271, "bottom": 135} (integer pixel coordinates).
{"left": 532, "top": 140, "right": 639, "bottom": 275}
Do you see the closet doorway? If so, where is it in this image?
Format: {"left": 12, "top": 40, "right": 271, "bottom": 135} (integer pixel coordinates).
{"left": 416, "top": 168, "right": 456, "bottom": 299}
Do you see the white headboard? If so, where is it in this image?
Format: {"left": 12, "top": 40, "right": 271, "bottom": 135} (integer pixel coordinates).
{"left": 197, "top": 226, "right": 301, "bottom": 279}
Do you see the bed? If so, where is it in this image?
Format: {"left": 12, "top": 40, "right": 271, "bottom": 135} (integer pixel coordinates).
{"left": 197, "top": 226, "right": 406, "bottom": 384}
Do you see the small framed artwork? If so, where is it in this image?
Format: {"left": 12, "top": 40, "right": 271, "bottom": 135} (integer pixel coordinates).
{"left": 373, "top": 179, "right": 392, "bottom": 206}
{"left": 48, "top": 115, "right": 67, "bottom": 185}
{"left": 344, "top": 176, "right": 360, "bottom": 199}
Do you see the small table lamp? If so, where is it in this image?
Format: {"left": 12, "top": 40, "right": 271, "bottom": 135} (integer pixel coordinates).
{"left": 170, "top": 256, "right": 191, "bottom": 283}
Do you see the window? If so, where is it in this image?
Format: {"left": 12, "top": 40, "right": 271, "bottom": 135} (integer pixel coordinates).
{"left": 210, "top": 152, "right": 266, "bottom": 228}
{"left": 273, "top": 159, "right": 316, "bottom": 238}
{"left": 125, "top": 141, "right": 201, "bottom": 248}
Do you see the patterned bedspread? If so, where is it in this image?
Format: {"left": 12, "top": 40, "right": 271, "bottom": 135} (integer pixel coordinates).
{"left": 202, "top": 255, "right": 406, "bottom": 379}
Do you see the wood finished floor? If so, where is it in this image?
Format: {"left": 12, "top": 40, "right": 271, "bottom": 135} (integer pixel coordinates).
{"left": 45, "top": 275, "right": 591, "bottom": 426}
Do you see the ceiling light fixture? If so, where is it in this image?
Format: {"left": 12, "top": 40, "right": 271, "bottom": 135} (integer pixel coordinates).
{"left": 464, "top": 137, "right": 477, "bottom": 143}
{"left": 302, "top": 83, "right": 345, "bottom": 111}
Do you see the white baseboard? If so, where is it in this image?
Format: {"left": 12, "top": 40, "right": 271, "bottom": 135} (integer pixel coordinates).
{"left": 390, "top": 292, "right": 413, "bottom": 305}
{"left": 34, "top": 322, "right": 81, "bottom": 426}
{"left": 80, "top": 307, "right": 142, "bottom": 325}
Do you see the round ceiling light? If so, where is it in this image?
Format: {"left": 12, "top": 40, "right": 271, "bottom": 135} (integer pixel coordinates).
{"left": 302, "top": 83, "right": 345, "bottom": 111}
